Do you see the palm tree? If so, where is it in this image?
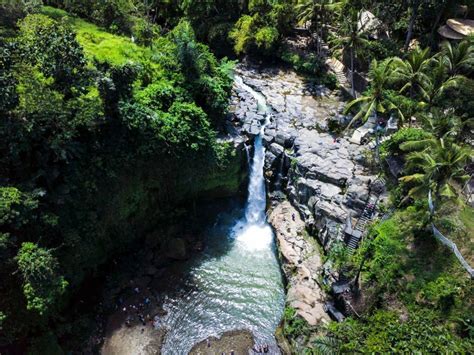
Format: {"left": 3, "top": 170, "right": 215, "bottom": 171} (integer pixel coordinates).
{"left": 296, "top": 0, "right": 345, "bottom": 54}
{"left": 421, "top": 58, "right": 462, "bottom": 108}
{"left": 440, "top": 39, "right": 474, "bottom": 77}
{"left": 399, "top": 136, "right": 471, "bottom": 202}
{"left": 344, "top": 59, "right": 402, "bottom": 129}
{"left": 404, "top": 0, "right": 422, "bottom": 51}
{"left": 392, "top": 47, "right": 432, "bottom": 99}
{"left": 330, "top": 9, "right": 370, "bottom": 97}
{"left": 422, "top": 109, "right": 461, "bottom": 139}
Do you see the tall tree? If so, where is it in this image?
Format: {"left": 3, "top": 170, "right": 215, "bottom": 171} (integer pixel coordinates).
{"left": 422, "top": 58, "right": 462, "bottom": 108}
{"left": 399, "top": 136, "right": 471, "bottom": 202}
{"left": 404, "top": 0, "right": 422, "bottom": 51}
{"left": 440, "top": 39, "right": 474, "bottom": 77}
{"left": 392, "top": 46, "right": 431, "bottom": 99}
{"left": 331, "top": 9, "right": 369, "bottom": 97}
{"left": 344, "top": 59, "right": 402, "bottom": 129}
{"left": 296, "top": 0, "right": 345, "bottom": 54}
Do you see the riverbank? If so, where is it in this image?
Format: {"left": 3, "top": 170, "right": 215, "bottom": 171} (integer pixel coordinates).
{"left": 229, "top": 62, "right": 385, "bottom": 351}
{"left": 190, "top": 330, "right": 255, "bottom": 355}
{"left": 268, "top": 200, "right": 329, "bottom": 327}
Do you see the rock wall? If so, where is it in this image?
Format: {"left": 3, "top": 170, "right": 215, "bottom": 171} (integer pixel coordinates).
{"left": 228, "top": 64, "right": 379, "bottom": 251}
{"left": 268, "top": 200, "right": 329, "bottom": 327}
{"left": 225, "top": 63, "right": 389, "bottom": 346}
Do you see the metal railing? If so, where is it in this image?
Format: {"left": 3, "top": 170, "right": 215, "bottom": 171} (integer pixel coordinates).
{"left": 432, "top": 224, "right": 474, "bottom": 279}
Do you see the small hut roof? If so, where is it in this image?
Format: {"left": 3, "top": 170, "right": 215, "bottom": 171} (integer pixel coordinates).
{"left": 447, "top": 19, "right": 474, "bottom": 36}
{"left": 438, "top": 25, "right": 465, "bottom": 40}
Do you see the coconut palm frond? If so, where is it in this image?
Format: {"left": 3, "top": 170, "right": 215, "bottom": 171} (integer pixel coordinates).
{"left": 399, "top": 139, "right": 435, "bottom": 152}
{"left": 311, "top": 336, "right": 341, "bottom": 355}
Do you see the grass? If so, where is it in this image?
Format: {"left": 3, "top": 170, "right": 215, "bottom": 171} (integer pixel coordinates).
{"left": 434, "top": 203, "right": 474, "bottom": 265}
{"left": 460, "top": 206, "right": 474, "bottom": 236}
{"left": 40, "top": 6, "right": 150, "bottom": 66}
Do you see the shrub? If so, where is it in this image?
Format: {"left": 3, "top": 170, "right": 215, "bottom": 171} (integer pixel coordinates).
{"left": 132, "top": 17, "right": 160, "bottom": 47}
{"left": 419, "top": 275, "right": 462, "bottom": 311}
{"left": 380, "top": 128, "right": 432, "bottom": 158}
{"left": 255, "top": 26, "right": 279, "bottom": 52}
{"left": 229, "top": 15, "right": 256, "bottom": 55}
{"left": 363, "top": 219, "right": 406, "bottom": 289}
{"left": 134, "top": 79, "right": 186, "bottom": 112}
{"left": 18, "top": 14, "right": 88, "bottom": 97}
{"left": 282, "top": 307, "right": 311, "bottom": 339}
{"left": 365, "top": 38, "right": 401, "bottom": 63}
{"left": 329, "top": 309, "right": 471, "bottom": 353}
{"left": 16, "top": 243, "right": 68, "bottom": 316}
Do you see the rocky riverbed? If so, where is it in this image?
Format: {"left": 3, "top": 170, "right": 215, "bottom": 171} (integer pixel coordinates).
{"left": 268, "top": 200, "right": 329, "bottom": 326}
{"left": 227, "top": 63, "right": 385, "bottom": 330}
{"left": 229, "top": 63, "right": 383, "bottom": 249}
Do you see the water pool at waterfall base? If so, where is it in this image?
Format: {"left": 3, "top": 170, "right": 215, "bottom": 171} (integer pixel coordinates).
{"left": 156, "top": 205, "right": 285, "bottom": 354}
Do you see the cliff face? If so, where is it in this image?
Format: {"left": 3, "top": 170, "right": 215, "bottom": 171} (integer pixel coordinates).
{"left": 229, "top": 63, "right": 380, "bottom": 250}
{"left": 226, "top": 63, "right": 385, "bottom": 333}
{"left": 57, "top": 143, "right": 248, "bottom": 287}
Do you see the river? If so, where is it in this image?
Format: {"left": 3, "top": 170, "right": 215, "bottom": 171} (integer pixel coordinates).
{"left": 157, "top": 75, "right": 285, "bottom": 354}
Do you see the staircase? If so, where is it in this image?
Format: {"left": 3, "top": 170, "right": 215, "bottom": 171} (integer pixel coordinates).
{"left": 325, "top": 57, "right": 350, "bottom": 87}
{"left": 346, "top": 195, "right": 378, "bottom": 254}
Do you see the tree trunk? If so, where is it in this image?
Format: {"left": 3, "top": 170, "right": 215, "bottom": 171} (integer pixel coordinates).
{"left": 350, "top": 46, "right": 356, "bottom": 97}
{"left": 353, "top": 255, "right": 366, "bottom": 290}
{"left": 430, "top": 3, "right": 447, "bottom": 49}
{"left": 404, "top": 0, "right": 421, "bottom": 51}
{"left": 374, "top": 112, "right": 381, "bottom": 165}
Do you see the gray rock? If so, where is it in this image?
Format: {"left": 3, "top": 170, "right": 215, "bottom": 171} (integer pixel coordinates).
{"left": 248, "top": 125, "right": 261, "bottom": 136}
{"left": 262, "top": 134, "right": 274, "bottom": 145}
{"left": 269, "top": 143, "right": 284, "bottom": 157}
{"left": 265, "top": 151, "right": 277, "bottom": 167}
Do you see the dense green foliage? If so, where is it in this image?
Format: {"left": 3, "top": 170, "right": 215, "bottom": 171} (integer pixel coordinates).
{"left": 1, "top": 0, "right": 473, "bottom": 353}
{"left": 0, "top": 4, "right": 239, "bottom": 351}
{"left": 324, "top": 206, "right": 474, "bottom": 353}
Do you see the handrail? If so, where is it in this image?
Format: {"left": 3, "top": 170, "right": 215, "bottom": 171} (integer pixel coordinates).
{"left": 431, "top": 223, "right": 474, "bottom": 279}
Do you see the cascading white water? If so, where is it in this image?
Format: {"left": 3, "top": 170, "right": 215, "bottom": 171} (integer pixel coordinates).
{"left": 244, "top": 134, "right": 267, "bottom": 225}
{"left": 158, "top": 74, "right": 284, "bottom": 354}
{"left": 234, "top": 75, "right": 274, "bottom": 250}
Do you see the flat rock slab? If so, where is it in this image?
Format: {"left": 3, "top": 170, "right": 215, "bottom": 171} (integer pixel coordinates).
{"left": 268, "top": 201, "right": 330, "bottom": 326}
{"left": 190, "top": 330, "right": 255, "bottom": 355}
{"left": 101, "top": 323, "right": 165, "bottom": 355}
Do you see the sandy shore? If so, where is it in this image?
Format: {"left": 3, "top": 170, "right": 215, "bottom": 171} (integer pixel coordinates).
{"left": 190, "top": 330, "right": 255, "bottom": 355}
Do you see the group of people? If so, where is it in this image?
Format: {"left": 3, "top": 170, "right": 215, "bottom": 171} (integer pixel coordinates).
{"left": 118, "top": 286, "right": 158, "bottom": 329}
{"left": 253, "top": 344, "right": 270, "bottom": 353}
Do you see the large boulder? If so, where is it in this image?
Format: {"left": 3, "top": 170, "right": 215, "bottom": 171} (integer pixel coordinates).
{"left": 344, "top": 176, "right": 371, "bottom": 210}
{"left": 165, "top": 238, "right": 187, "bottom": 260}
{"left": 269, "top": 142, "right": 284, "bottom": 157}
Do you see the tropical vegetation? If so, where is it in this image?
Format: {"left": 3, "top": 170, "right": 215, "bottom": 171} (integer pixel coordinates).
{"left": 0, "top": 0, "right": 473, "bottom": 353}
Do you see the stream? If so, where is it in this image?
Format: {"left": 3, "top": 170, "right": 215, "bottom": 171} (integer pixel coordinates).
{"left": 157, "top": 76, "right": 285, "bottom": 354}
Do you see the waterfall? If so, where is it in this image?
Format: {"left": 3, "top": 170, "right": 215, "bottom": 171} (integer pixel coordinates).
{"left": 244, "top": 143, "right": 251, "bottom": 166}
{"left": 234, "top": 75, "right": 273, "bottom": 250}
{"left": 245, "top": 135, "right": 267, "bottom": 224}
